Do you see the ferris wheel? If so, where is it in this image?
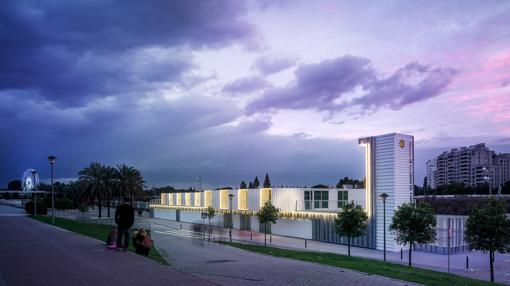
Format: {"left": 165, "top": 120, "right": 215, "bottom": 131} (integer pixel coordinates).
{"left": 22, "top": 169, "right": 39, "bottom": 192}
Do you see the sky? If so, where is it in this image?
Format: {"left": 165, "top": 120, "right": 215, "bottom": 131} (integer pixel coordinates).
{"left": 1, "top": 0, "right": 509, "bottom": 189}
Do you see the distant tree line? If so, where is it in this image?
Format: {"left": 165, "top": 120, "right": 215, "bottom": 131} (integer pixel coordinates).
{"left": 415, "top": 181, "right": 510, "bottom": 196}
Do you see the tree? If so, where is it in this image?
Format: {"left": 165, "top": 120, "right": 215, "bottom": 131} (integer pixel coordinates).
{"left": 103, "top": 166, "right": 116, "bottom": 217}
{"left": 389, "top": 203, "right": 437, "bottom": 266}
{"left": 257, "top": 201, "right": 279, "bottom": 246}
{"left": 502, "top": 181, "right": 510, "bottom": 195}
{"left": 248, "top": 182, "right": 254, "bottom": 188}
{"left": 253, "top": 176, "right": 260, "bottom": 188}
{"left": 336, "top": 177, "right": 364, "bottom": 189}
{"left": 334, "top": 202, "right": 368, "bottom": 256}
{"left": 115, "top": 164, "right": 144, "bottom": 205}
{"left": 464, "top": 197, "right": 510, "bottom": 282}
{"left": 240, "top": 181, "right": 247, "bottom": 189}
{"left": 263, "top": 173, "right": 271, "bottom": 188}
{"left": 206, "top": 206, "right": 215, "bottom": 241}
{"left": 8, "top": 180, "right": 21, "bottom": 190}
{"left": 78, "top": 162, "right": 108, "bottom": 218}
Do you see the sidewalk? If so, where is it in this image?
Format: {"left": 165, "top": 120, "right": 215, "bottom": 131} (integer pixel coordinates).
{"left": 142, "top": 217, "right": 510, "bottom": 285}
{"left": 0, "top": 214, "right": 214, "bottom": 286}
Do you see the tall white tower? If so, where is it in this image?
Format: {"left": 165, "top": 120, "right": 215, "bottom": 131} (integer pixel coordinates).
{"left": 359, "top": 133, "right": 414, "bottom": 251}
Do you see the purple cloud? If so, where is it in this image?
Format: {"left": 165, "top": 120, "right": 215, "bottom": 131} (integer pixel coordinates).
{"left": 252, "top": 56, "right": 298, "bottom": 75}
{"left": 222, "top": 76, "right": 271, "bottom": 94}
{"left": 0, "top": 0, "right": 256, "bottom": 106}
{"left": 246, "top": 56, "right": 458, "bottom": 114}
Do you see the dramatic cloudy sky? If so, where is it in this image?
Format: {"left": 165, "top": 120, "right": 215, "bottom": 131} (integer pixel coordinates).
{"left": 1, "top": 0, "right": 509, "bottom": 188}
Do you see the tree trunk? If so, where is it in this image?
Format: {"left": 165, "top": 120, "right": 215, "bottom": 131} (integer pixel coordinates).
{"left": 490, "top": 250, "right": 494, "bottom": 282}
{"left": 107, "top": 190, "right": 111, "bottom": 217}
{"left": 98, "top": 194, "right": 102, "bottom": 218}
{"left": 208, "top": 218, "right": 211, "bottom": 241}
{"left": 408, "top": 242, "right": 412, "bottom": 267}
{"left": 264, "top": 222, "right": 267, "bottom": 247}
{"left": 348, "top": 236, "right": 351, "bottom": 256}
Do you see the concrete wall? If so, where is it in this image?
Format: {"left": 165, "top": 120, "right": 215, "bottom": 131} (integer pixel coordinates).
{"left": 272, "top": 218, "right": 312, "bottom": 239}
{"left": 154, "top": 209, "right": 176, "bottom": 220}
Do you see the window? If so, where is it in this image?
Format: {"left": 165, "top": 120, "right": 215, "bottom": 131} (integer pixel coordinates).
{"left": 238, "top": 189, "right": 248, "bottom": 210}
{"left": 169, "top": 193, "right": 174, "bottom": 206}
{"left": 220, "top": 190, "right": 229, "bottom": 209}
{"left": 260, "top": 188, "right": 272, "bottom": 208}
{"left": 176, "top": 193, "right": 182, "bottom": 206}
{"left": 194, "top": 193, "right": 201, "bottom": 207}
{"left": 204, "top": 191, "right": 212, "bottom": 208}
{"left": 185, "top": 193, "right": 191, "bottom": 206}
{"left": 304, "top": 191, "right": 311, "bottom": 210}
{"left": 313, "top": 191, "right": 329, "bottom": 209}
{"left": 337, "top": 191, "right": 348, "bottom": 208}
{"left": 160, "top": 193, "right": 167, "bottom": 205}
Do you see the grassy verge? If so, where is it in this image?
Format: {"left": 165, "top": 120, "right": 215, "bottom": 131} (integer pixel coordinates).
{"left": 222, "top": 242, "right": 498, "bottom": 286}
{"left": 29, "top": 215, "right": 168, "bottom": 265}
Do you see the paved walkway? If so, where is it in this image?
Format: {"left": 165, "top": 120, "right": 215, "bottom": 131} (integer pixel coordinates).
{"left": 0, "top": 212, "right": 213, "bottom": 285}
{"left": 144, "top": 218, "right": 510, "bottom": 285}
{"left": 150, "top": 222, "right": 418, "bottom": 286}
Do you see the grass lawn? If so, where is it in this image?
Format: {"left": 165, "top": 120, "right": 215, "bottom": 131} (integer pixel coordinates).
{"left": 223, "top": 242, "right": 499, "bottom": 286}
{"left": 29, "top": 215, "right": 168, "bottom": 265}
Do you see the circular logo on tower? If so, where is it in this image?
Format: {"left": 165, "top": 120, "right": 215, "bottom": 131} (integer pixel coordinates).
{"left": 399, "top": 140, "right": 405, "bottom": 148}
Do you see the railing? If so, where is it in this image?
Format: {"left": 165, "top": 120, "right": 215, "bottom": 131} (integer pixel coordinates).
{"left": 295, "top": 200, "right": 351, "bottom": 212}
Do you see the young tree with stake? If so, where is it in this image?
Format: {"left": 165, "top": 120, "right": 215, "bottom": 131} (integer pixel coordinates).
{"left": 389, "top": 203, "right": 437, "bottom": 266}
{"left": 334, "top": 202, "right": 368, "bottom": 256}
{"left": 257, "top": 201, "right": 279, "bottom": 246}
{"left": 465, "top": 197, "right": 510, "bottom": 282}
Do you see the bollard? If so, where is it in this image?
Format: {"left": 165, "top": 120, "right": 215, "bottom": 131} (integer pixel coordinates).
{"left": 305, "top": 239, "right": 307, "bottom": 248}
{"left": 251, "top": 232, "right": 253, "bottom": 240}
{"left": 270, "top": 233, "right": 272, "bottom": 243}
{"left": 180, "top": 224, "right": 182, "bottom": 229}
{"left": 466, "top": 256, "right": 469, "bottom": 269}
{"left": 400, "top": 248, "right": 403, "bottom": 260}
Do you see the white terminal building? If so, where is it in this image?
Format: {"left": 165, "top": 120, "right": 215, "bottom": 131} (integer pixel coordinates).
{"left": 150, "top": 133, "right": 414, "bottom": 251}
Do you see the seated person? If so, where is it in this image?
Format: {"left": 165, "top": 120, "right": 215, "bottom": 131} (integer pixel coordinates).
{"left": 106, "top": 227, "right": 118, "bottom": 249}
{"left": 133, "top": 228, "right": 152, "bottom": 256}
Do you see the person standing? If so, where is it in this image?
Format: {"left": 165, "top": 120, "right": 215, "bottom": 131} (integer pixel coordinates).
{"left": 115, "top": 197, "right": 135, "bottom": 250}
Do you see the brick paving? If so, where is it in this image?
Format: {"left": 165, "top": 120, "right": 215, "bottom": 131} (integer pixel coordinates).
{"left": 151, "top": 223, "right": 419, "bottom": 286}
{"left": 0, "top": 213, "right": 214, "bottom": 286}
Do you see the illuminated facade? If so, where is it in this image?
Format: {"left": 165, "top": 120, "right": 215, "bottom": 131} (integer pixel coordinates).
{"left": 359, "top": 133, "right": 414, "bottom": 251}
{"left": 150, "top": 133, "right": 415, "bottom": 251}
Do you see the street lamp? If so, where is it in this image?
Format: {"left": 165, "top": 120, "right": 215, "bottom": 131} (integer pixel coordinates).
{"left": 380, "top": 193, "right": 389, "bottom": 262}
{"left": 228, "top": 193, "right": 234, "bottom": 243}
{"left": 31, "top": 170, "right": 38, "bottom": 216}
{"left": 48, "top": 155, "right": 57, "bottom": 224}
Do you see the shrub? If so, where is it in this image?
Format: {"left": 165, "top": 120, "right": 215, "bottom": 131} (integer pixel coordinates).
{"left": 55, "top": 198, "right": 74, "bottom": 210}
{"left": 25, "top": 201, "right": 48, "bottom": 215}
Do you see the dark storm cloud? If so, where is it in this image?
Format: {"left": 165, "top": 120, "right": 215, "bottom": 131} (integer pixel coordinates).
{"left": 222, "top": 76, "right": 271, "bottom": 94}
{"left": 246, "top": 56, "right": 458, "bottom": 114}
{"left": 0, "top": 0, "right": 255, "bottom": 105}
{"left": 251, "top": 55, "right": 298, "bottom": 75}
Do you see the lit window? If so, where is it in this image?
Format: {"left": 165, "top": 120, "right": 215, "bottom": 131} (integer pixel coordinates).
{"left": 194, "top": 193, "right": 201, "bottom": 207}
{"left": 220, "top": 190, "right": 229, "bottom": 209}
{"left": 185, "top": 193, "right": 191, "bottom": 206}
{"left": 260, "top": 188, "right": 272, "bottom": 208}
{"left": 176, "top": 193, "right": 182, "bottom": 206}
{"left": 204, "top": 191, "right": 212, "bottom": 207}
{"left": 238, "top": 189, "right": 248, "bottom": 210}
{"left": 169, "top": 194, "right": 174, "bottom": 206}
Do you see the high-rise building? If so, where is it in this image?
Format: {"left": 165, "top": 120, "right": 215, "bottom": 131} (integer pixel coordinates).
{"left": 430, "top": 143, "right": 510, "bottom": 190}
{"left": 359, "top": 133, "right": 414, "bottom": 251}
{"left": 426, "top": 158, "right": 437, "bottom": 189}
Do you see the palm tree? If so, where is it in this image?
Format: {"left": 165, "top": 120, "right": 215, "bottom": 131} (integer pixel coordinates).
{"left": 115, "top": 164, "right": 144, "bottom": 205}
{"left": 102, "top": 166, "right": 116, "bottom": 217}
{"left": 78, "top": 162, "right": 107, "bottom": 218}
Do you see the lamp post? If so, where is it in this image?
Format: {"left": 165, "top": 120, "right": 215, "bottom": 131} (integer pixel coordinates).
{"left": 48, "top": 155, "right": 57, "bottom": 224}
{"left": 228, "top": 193, "right": 234, "bottom": 243}
{"left": 31, "top": 170, "right": 38, "bottom": 216}
{"left": 380, "top": 193, "right": 389, "bottom": 262}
